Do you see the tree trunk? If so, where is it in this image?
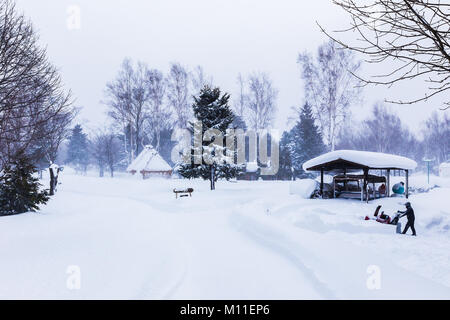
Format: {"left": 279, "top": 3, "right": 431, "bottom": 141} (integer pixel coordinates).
{"left": 49, "top": 168, "right": 55, "bottom": 196}
{"left": 130, "top": 124, "right": 135, "bottom": 161}
{"left": 210, "top": 165, "right": 215, "bottom": 190}
{"left": 136, "top": 120, "right": 140, "bottom": 157}
{"left": 123, "top": 126, "right": 129, "bottom": 165}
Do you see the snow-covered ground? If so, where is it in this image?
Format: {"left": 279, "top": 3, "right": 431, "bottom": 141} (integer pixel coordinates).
{"left": 1, "top": 169, "right": 449, "bottom": 299}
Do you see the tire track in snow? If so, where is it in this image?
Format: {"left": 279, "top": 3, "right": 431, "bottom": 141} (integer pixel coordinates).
{"left": 230, "top": 211, "right": 336, "bottom": 299}
{"left": 134, "top": 242, "right": 190, "bottom": 299}
{"left": 158, "top": 255, "right": 189, "bottom": 299}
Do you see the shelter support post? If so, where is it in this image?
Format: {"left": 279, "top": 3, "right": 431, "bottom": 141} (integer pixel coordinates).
{"left": 373, "top": 182, "right": 375, "bottom": 199}
{"left": 364, "top": 168, "right": 369, "bottom": 203}
{"left": 387, "top": 169, "right": 390, "bottom": 198}
{"left": 406, "top": 169, "right": 409, "bottom": 199}
{"left": 320, "top": 168, "right": 324, "bottom": 198}
{"left": 360, "top": 181, "right": 363, "bottom": 202}
{"left": 333, "top": 178, "right": 336, "bottom": 198}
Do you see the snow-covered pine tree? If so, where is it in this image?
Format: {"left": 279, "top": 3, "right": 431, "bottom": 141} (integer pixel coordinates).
{"left": 66, "top": 124, "right": 89, "bottom": 173}
{"left": 178, "top": 86, "right": 241, "bottom": 190}
{"left": 289, "top": 103, "right": 326, "bottom": 178}
{"left": 277, "top": 131, "right": 294, "bottom": 180}
{"left": 0, "top": 155, "right": 49, "bottom": 216}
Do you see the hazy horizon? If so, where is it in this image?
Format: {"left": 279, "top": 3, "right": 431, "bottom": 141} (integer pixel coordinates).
{"left": 15, "top": 0, "right": 448, "bottom": 137}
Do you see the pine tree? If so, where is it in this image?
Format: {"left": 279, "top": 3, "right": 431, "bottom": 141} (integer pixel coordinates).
{"left": 66, "top": 124, "right": 89, "bottom": 173}
{"left": 289, "top": 103, "right": 326, "bottom": 178}
{"left": 0, "top": 155, "right": 49, "bottom": 216}
{"left": 178, "top": 86, "right": 241, "bottom": 190}
{"left": 277, "top": 131, "right": 293, "bottom": 180}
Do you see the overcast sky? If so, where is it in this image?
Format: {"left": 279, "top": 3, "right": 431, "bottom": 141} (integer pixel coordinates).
{"left": 15, "top": 0, "right": 447, "bottom": 136}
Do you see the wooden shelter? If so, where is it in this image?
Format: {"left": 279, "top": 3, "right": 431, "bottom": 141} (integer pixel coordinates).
{"left": 303, "top": 150, "right": 417, "bottom": 202}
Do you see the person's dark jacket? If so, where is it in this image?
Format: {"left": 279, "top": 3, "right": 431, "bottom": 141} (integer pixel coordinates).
{"left": 399, "top": 207, "right": 415, "bottom": 221}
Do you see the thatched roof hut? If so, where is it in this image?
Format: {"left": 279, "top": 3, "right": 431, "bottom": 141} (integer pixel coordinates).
{"left": 127, "top": 145, "right": 172, "bottom": 179}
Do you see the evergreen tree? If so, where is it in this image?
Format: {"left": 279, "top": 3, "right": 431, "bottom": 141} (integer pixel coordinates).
{"left": 230, "top": 114, "right": 247, "bottom": 168}
{"left": 178, "top": 86, "right": 241, "bottom": 190}
{"left": 289, "top": 103, "right": 326, "bottom": 178}
{"left": 66, "top": 124, "right": 89, "bottom": 173}
{"left": 277, "top": 131, "right": 293, "bottom": 180}
{"left": 0, "top": 155, "right": 49, "bottom": 216}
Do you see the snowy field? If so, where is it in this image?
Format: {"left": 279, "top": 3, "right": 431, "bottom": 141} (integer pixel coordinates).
{"left": 1, "top": 169, "right": 449, "bottom": 299}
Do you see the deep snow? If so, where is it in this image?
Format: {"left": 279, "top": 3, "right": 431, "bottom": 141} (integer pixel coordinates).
{"left": 0, "top": 169, "right": 449, "bottom": 299}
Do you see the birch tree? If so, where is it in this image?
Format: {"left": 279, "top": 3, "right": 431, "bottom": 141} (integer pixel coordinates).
{"left": 166, "top": 62, "right": 191, "bottom": 129}
{"left": 105, "top": 59, "right": 151, "bottom": 160}
{"left": 298, "top": 40, "right": 361, "bottom": 151}
{"left": 246, "top": 72, "right": 278, "bottom": 131}
{"left": 145, "top": 68, "right": 171, "bottom": 152}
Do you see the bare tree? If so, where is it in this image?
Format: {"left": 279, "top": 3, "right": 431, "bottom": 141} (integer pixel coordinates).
{"left": 131, "top": 62, "right": 151, "bottom": 156}
{"left": 298, "top": 40, "right": 362, "bottom": 151}
{"left": 32, "top": 106, "right": 77, "bottom": 172}
{"left": 91, "top": 130, "right": 121, "bottom": 178}
{"left": 105, "top": 59, "right": 151, "bottom": 160}
{"left": 145, "top": 68, "right": 172, "bottom": 152}
{"left": 245, "top": 72, "right": 278, "bottom": 131}
{"left": 336, "top": 103, "right": 423, "bottom": 161}
{"left": 321, "top": 0, "right": 450, "bottom": 109}
{"left": 166, "top": 62, "right": 191, "bottom": 129}
{"left": 0, "top": 0, "right": 74, "bottom": 167}
{"left": 91, "top": 133, "right": 106, "bottom": 177}
{"left": 233, "top": 73, "right": 247, "bottom": 120}
{"left": 191, "top": 65, "right": 213, "bottom": 95}
{"left": 104, "top": 59, "right": 134, "bottom": 162}
{"left": 423, "top": 112, "right": 450, "bottom": 163}
{"left": 362, "top": 103, "right": 405, "bottom": 153}
{"left": 103, "top": 133, "right": 121, "bottom": 177}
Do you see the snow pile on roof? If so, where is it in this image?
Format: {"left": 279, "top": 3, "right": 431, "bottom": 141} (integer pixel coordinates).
{"left": 303, "top": 150, "right": 417, "bottom": 171}
{"left": 127, "top": 145, "right": 172, "bottom": 172}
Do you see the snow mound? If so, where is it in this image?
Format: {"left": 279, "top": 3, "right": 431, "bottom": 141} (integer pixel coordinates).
{"left": 303, "top": 150, "right": 417, "bottom": 171}
{"left": 289, "top": 179, "right": 318, "bottom": 198}
{"left": 439, "top": 162, "right": 450, "bottom": 178}
{"left": 246, "top": 162, "right": 259, "bottom": 173}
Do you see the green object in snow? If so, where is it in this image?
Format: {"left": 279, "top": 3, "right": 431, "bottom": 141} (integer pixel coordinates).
{"left": 392, "top": 183, "right": 405, "bottom": 194}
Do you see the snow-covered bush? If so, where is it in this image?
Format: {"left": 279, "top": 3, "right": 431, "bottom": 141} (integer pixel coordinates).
{"left": 0, "top": 155, "right": 49, "bottom": 216}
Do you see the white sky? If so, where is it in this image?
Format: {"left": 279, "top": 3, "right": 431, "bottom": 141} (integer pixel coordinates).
{"left": 15, "top": 0, "right": 447, "bottom": 135}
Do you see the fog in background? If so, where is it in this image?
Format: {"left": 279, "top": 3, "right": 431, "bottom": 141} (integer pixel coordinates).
{"left": 15, "top": 0, "right": 447, "bottom": 136}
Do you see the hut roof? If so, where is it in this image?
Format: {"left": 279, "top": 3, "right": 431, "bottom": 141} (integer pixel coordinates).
{"left": 303, "top": 150, "right": 417, "bottom": 172}
{"left": 127, "top": 145, "right": 172, "bottom": 173}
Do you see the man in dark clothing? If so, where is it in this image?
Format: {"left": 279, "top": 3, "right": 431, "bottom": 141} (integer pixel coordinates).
{"left": 398, "top": 202, "right": 416, "bottom": 236}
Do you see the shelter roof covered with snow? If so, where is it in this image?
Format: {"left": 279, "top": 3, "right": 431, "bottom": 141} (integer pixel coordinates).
{"left": 127, "top": 145, "right": 172, "bottom": 173}
{"left": 303, "top": 150, "right": 417, "bottom": 172}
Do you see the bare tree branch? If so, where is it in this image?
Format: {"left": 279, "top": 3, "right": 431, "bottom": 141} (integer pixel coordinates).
{"left": 319, "top": 0, "right": 450, "bottom": 109}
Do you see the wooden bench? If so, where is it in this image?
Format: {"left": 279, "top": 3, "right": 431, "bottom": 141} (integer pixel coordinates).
{"left": 173, "top": 188, "right": 194, "bottom": 199}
